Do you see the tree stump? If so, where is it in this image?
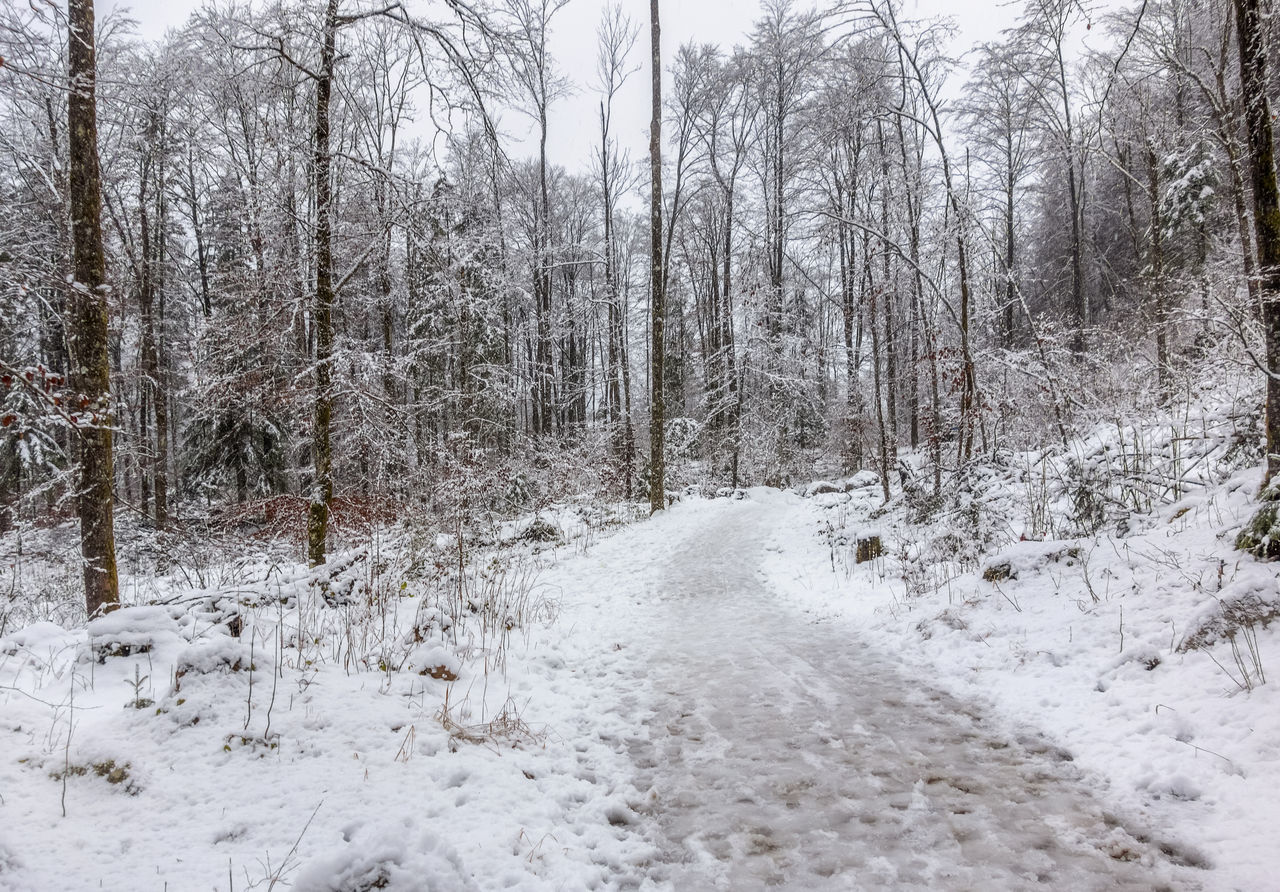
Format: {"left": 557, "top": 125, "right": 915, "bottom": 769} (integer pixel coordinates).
{"left": 856, "top": 535, "right": 882, "bottom": 564}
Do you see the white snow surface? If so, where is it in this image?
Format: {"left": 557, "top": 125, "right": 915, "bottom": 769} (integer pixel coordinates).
{"left": 774, "top": 469, "right": 1280, "bottom": 892}
{"left": 569, "top": 492, "right": 1201, "bottom": 890}
{"left": 1, "top": 481, "right": 1275, "bottom": 889}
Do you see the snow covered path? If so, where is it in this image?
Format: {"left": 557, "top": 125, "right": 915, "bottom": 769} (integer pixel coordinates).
{"left": 562, "top": 490, "right": 1202, "bottom": 890}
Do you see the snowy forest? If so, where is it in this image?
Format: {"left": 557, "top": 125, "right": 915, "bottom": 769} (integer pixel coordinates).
{"left": 1, "top": 0, "right": 1279, "bottom": 887}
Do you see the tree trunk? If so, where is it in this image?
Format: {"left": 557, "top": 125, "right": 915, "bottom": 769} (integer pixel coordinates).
{"left": 1234, "top": 0, "right": 1280, "bottom": 487}
{"left": 0, "top": 433, "right": 16, "bottom": 535}
{"left": 138, "top": 115, "right": 168, "bottom": 529}
{"left": 1004, "top": 163, "right": 1017, "bottom": 348}
{"left": 154, "top": 147, "right": 170, "bottom": 528}
{"left": 894, "top": 113, "right": 923, "bottom": 448}
{"left": 1066, "top": 152, "right": 1087, "bottom": 353}
{"left": 1145, "top": 143, "right": 1170, "bottom": 403}
{"left": 1224, "top": 137, "right": 1262, "bottom": 317}
{"left": 839, "top": 194, "right": 858, "bottom": 469}
{"left": 648, "top": 0, "right": 665, "bottom": 512}
{"left": 867, "top": 260, "right": 891, "bottom": 505}
{"left": 1057, "top": 45, "right": 1088, "bottom": 356}
{"left": 185, "top": 145, "right": 211, "bottom": 318}
{"left": 67, "top": 0, "right": 119, "bottom": 616}
{"left": 307, "top": 0, "right": 339, "bottom": 566}
{"left": 601, "top": 105, "right": 623, "bottom": 453}
{"left": 622, "top": 284, "right": 636, "bottom": 499}
{"left": 722, "top": 191, "right": 739, "bottom": 480}
{"left": 877, "top": 159, "right": 898, "bottom": 448}
{"left": 535, "top": 101, "right": 554, "bottom": 436}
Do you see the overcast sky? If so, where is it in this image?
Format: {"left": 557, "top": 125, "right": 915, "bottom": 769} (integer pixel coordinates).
{"left": 530, "top": 0, "right": 1035, "bottom": 170}
{"left": 101, "top": 0, "right": 1094, "bottom": 172}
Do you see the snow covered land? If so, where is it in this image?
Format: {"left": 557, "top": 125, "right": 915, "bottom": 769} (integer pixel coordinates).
{"left": 7, "top": 0, "right": 1280, "bottom": 887}
{"left": 2, "top": 373, "right": 1277, "bottom": 891}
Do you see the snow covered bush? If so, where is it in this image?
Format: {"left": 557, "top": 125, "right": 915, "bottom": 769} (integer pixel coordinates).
{"left": 1234, "top": 483, "right": 1280, "bottom": 560}
{"left": 291, "top": 821, "right": 478, "bottom": 892}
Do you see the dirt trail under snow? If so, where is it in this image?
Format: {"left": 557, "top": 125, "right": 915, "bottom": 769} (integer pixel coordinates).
{"left": 619, "top": 492, "right": 1201, "bottom": 890}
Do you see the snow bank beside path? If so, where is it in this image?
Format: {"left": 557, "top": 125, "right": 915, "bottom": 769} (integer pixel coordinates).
{"left": 0, "top": 513, "right": 661, "bottom": 891}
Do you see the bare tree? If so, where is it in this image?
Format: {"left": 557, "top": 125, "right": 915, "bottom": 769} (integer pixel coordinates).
{"left": 685, "top": 45, "right": 757, "bottom": 484}
{"left": 1233, "top": 0, "right": 1280, "bottom": 490}
{"left": 503, "top": 0, "right": 570, "bottom": 437}
{"left": 1148, "top": 0, "right": 1260, "bottom": 314}
{"left": 868, "top": 0, "right": 981, "bottom": 460}
{"left": 649, "top": 0, "right": 665, "bottom": 512}
{"left": 750, "top": 0, "right": 823, "bottom": 354}
{"left": 595, "top": 3, "right": 639, "bottom": 493}
{"left": 964, "top": 41, "right": 1037, "bottom": 350}
{"left": 1014, "top": 0, "right": 1092, "bottom": 355}
{"left": 67, "top": 0, "right": 119, "bottom": 615}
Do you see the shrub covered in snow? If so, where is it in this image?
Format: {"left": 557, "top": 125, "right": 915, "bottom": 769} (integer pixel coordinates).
{"left": 86, "top": 605, "right": 183, "bottom": 661}
{"left": 1235, "top": 484, "right": 1280, "bottom": 560}
{"left": 291, "top": 821, "right": 479, "bottom": 892}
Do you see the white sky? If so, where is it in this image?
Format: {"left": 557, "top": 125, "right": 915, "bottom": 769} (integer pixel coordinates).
{"left": 534, "top": 0, "right": 1026, "bottom": 171}
{"left": 101, "top": 0, "right": 1100, "bottom": 172}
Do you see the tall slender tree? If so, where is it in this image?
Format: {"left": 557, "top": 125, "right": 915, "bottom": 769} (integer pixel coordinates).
{"left": 306, "top": 0, "right": 341, "bottom": 567}
{"left": 504, "top": 0, "right": 569, "bottom": 437}
{"left": 1233, "top": 0, "right": 1280, "bottom": 490}
{"left": 649, "top": 0, "right": 665, "bottom": 512}
{"left": 595, "top": 4, "right": 638, "bottom": 492}
{"left": 66, "top": 0, "right": 119, "bottom": 615}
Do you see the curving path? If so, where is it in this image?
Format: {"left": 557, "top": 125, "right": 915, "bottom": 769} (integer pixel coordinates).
{"left": 600, "top": 494, "right": 1201, "bottom": 890}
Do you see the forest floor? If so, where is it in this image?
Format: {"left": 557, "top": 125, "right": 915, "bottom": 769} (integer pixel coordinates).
{"left": 1, "top": 466, "right": 1277, "bottom": 889}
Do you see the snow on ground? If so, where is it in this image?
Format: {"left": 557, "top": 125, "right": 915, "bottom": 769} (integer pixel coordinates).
{"left": 1, "top": 394, "right": 1276, "bottom": 889}
{"left": 0, "top": 504, "right": 663, "bottom": 891}
{"left": 0, "top": 487, "right": 1224, "bottom": 891}
{"left": 765, "top": 468, "right": 1280, "bottom": 891}
{"left": 555, "top": 491, "right": 1205, "bottom": 890}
